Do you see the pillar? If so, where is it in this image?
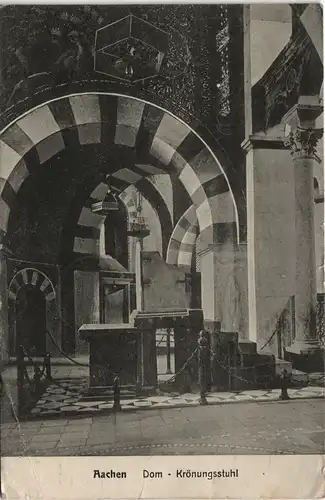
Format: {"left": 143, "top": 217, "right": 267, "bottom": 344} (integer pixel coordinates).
{"left": 198, "top": 241, "right": 248, "bottom": 338}
{"left": 134, "top": 238, "right": 143, "bottom": 311}
{"left": 242, "top": 135, "right": 296, "bottom": 351}
{"left": 283, "top": 99, "right": 324, "bottom": 366}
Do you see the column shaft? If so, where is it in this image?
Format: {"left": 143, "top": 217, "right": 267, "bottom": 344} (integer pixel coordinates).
{"left": 135, "top": 239, "right": 143, "bottom": 311}
{"left": 293, "top": 154, "right": 317, "bottom": 343}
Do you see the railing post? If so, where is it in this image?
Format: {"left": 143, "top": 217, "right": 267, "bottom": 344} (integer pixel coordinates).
{"left": 198, "top": 330, "right": 209, "bottom": 405}
{"left": 166, "top": 328, "right": 172, "bottom": 374}
{"left": 113, "top": 375, "right": 122, "bottom": 412}
{"left": 44, "top": 352, "right": 51, "bottom": 379}
{"left": 279, "top": 368, "right": 290, "bottom": 400}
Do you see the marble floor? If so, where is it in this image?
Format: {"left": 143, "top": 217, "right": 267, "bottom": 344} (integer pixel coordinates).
{"left": 29, "top": 378, "right": 325, "bottom": 419}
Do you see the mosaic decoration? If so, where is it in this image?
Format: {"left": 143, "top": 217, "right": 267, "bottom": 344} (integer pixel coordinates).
{"left": 0, "top": 5, "right": 236, "bottom": 139}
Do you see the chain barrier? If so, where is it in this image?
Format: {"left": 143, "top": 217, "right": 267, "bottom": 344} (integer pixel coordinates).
{"left": 259, "top": 330, "right": 277, "bottom": 352}
{"left": 46, "top": 329, "right": 90, "bottom": 367}
{"left": 158, "top": 347, "right": 199, "bottom": 387}
{"left": 208, "top": 346, "right": 255, "bottom": 386}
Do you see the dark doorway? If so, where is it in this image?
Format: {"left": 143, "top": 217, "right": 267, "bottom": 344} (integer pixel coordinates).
{"left": 16, "top": 286, "right": 46, "bottom": 355}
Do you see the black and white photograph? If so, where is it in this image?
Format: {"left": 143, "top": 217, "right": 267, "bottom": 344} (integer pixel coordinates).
{"left": 0, "top": 2, "right": 324, "bottom": 473}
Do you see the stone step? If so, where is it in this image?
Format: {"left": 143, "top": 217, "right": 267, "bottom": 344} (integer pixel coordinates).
{"left": 275, "top": 358, "right": 292, "bottom": 376}
{"left": 291, "top": 369, "right": 309, "bottom": 385}
{"left": 275, "top": 359, "right": 309, "bottom": 385}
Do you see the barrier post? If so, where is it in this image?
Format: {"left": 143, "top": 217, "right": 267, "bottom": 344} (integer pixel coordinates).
{"left": 198, "top": 331, "right": 209, "bottom": 405}
{"left": 279, "top": 368, "right": 290, "bottom": 400}
{"left": 113, "top": 375, "right": 122, "bottom": 412}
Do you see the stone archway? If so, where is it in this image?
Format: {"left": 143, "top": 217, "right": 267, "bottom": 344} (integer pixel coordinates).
{"left": 0, "top": 92, "right": 240, "bottom": 341}
{"left": 0, "top": 93, "right": 239, "bottom": 250}
{"left": 7, "top": 268, "right": 58, "bottom": 356}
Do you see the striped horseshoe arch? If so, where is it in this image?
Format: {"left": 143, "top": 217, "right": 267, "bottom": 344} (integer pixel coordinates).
{"left": 8, "top": 268, "right": 56, "bottom": 302}
{"left": 166, "top": 205, "right": 198, "bottom": 267}
{"left": 0, "top": 93, "right": 239, "bottom": 248}
{"left": 74, "top": 176, "right": 173, "bottom": 258}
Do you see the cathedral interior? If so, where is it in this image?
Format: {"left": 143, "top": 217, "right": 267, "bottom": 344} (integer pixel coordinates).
{"left": 0, "top": 4, "right": 323, "bottom": 411}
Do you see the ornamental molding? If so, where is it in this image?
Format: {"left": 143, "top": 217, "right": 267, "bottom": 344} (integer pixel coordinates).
{"left": 284, "top": 126, "right": 323, "bottom": 163}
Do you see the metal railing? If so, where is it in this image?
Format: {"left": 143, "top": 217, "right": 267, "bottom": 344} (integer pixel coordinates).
{"left": 17, "top": 345, "right": 52, "bottom": 418}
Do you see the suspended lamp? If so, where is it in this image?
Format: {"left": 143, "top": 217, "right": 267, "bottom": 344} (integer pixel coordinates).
{"left": 127, "top": 192, "right": 150, "bottom": 238}
{"left": 94, "top": 14, "right": 168, "bottom": 83}
{"left": 91, "top": 177, "right": 119, "bottom": 215}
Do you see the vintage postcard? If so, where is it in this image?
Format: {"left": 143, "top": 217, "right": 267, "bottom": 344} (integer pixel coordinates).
{"left": 0, "top": 3, "right": 324, "bottom": 499}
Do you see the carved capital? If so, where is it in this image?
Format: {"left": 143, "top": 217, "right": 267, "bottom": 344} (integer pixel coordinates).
{"left": 284, "top": 127, "right": 323, "bottom": 163}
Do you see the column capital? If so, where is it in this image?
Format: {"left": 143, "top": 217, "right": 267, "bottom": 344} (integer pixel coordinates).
{"left": 282, "top": 98, "right": 323, "bottom": 129}
{"left": 284, "top": 126, "right": 323, "bottom": 163}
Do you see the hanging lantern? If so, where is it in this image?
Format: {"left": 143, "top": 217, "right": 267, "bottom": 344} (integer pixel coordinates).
{"left": 91, "top": 179, "right": 119, "bottom": 215}
{"left": 127, "top": 193, "right": 150, "bottom": 238}
{"left": 94, "top": 14, "right": 168, "bottom": 83}
{"left": 127, "top": 214, "right": 150, "bottom": 238}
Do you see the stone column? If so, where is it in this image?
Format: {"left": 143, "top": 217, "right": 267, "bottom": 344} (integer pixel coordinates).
{"left": 134, "top": 238, "right": 143, "bottom": 311}
{"left": 242, "top": 135, "right": 296, "bottom": 351}
{"left": 283, "top": 101, "right": 323, "bottom": 363}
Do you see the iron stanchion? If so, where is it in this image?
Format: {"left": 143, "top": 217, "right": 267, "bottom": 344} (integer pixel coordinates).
{"left": 44, "top": 352, "right": 51, "bottom": 379}
{"left": 113, "top": 375, "right": 122, "bottom": 412}
{"left": 279, "top": 368, "right": 290, "bottom": 400}
{"left": 166, "top": 328, "right": 172, "bottom": 374}
{"left": 198, "top": 330, "right": 209, "bottom": 405}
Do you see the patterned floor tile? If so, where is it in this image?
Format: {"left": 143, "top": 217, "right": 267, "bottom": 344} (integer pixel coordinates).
{"left": 133, "top": 401, "right": 153, "bottom": 407}
{"left": 148, "top": 396, "right": 178, "bottom": 403}
{"left": 78, "top": 407, "right": 100, "bottom": 413}
{"left": 245, "top": 391, "right": 269, "bottom": 397}
{"left": 76, "top": 401, "right": 101, "bottom": 407}
{"left": 46, "top": 395, "right": 68, "bottom": 401}
{"left": 97, "top": 403, "right": 113, "bottom": 409}
{"left": 293, "top": 391, "right": 323, "bottom": 398}
{"left": 50, "top": 388, "right": 66, "bottom": 394}
{"left": 179, "top": 393, "right": 199, "bottom": 400}
{"left": 115, "top": 399, "right": 142, "bottom": 406}
{"left": 208, "top": 392, "right": 235, "bottom": 399}
{"left": 152, "top": 403, "right": 173, "bottom": 408}
{"left": 37, "top": 402, "right": 62, "bottom": 409}
{"left": 60, "top": 406, "right": 82, "bottom": 411}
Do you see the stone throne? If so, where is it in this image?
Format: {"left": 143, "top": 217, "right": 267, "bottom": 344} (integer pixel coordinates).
{"left": 79, "top": 249, "right": 203, "bottom": 397}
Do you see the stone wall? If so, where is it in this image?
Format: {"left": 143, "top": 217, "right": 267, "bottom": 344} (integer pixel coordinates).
{"left": 142, "top": 252, "right": 191, "bottom": 311}
{"left": 74, "top": 270, "right": 100, "bottom": 354}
